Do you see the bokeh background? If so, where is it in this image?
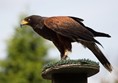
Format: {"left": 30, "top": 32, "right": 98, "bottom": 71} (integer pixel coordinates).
{"left": 0, "top": 0, "right": 118, "bottom": 83}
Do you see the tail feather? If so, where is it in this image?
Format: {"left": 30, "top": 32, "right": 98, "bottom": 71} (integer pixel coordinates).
{"left": 81, "top": 42, "right": 112, "bottom": 72}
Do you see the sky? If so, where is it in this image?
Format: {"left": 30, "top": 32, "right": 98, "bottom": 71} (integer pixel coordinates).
{"left": 0, "top": 0, "right": 118, "bottom": 83}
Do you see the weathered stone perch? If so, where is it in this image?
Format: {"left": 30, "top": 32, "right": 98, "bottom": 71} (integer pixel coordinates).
{"left": 42, "top": 59, "right": 99, "bottom": 83}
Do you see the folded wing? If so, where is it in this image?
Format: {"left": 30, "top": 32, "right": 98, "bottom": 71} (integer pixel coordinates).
{"left": 44, "top": 16, "right": 101, "bottom": 45}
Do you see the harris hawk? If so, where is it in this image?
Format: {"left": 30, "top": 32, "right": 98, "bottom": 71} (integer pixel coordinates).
{"left": 20, "top": 15, "right": 112, "bottom": 72}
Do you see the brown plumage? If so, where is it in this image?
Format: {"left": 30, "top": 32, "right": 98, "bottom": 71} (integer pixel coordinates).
{"left": 20, "top": 15, "right": 112, "bottom": 72}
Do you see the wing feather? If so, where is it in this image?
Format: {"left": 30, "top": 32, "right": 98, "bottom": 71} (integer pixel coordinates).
{"left": 70, "top": 16, "right": 111, "bottom": 38}
{"left": 44, "top": 16, "right": 101, "bottom": 45}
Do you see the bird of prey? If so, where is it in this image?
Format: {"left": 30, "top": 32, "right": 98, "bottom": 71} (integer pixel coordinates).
{"left": 20, "top": 15, "right": 112, "bottom": 72}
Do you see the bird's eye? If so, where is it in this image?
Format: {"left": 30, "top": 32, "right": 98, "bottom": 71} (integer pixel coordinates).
{"left": 28, "top": 18, "right": 31, "bottom": 21}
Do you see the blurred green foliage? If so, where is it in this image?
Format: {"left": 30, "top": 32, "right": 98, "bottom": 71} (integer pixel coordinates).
{"left": 0, "top": 16, "right": 51, "bottom": 83}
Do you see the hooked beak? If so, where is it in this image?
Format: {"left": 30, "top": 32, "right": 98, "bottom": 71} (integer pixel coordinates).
{"left": 20, "top": 20, "right": 28, "bottom": 28}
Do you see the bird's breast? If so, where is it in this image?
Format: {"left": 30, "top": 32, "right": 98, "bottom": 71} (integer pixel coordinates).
{"left": 33, "top": 27, "right": 57, "bottom": 41}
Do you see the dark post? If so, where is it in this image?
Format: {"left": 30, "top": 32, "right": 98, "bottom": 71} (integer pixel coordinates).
{"left": 42, "top": 59, "right": 99, "bottom": 83}
{"left": 52, "top": 73, "right": 87, "bottom": 83}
